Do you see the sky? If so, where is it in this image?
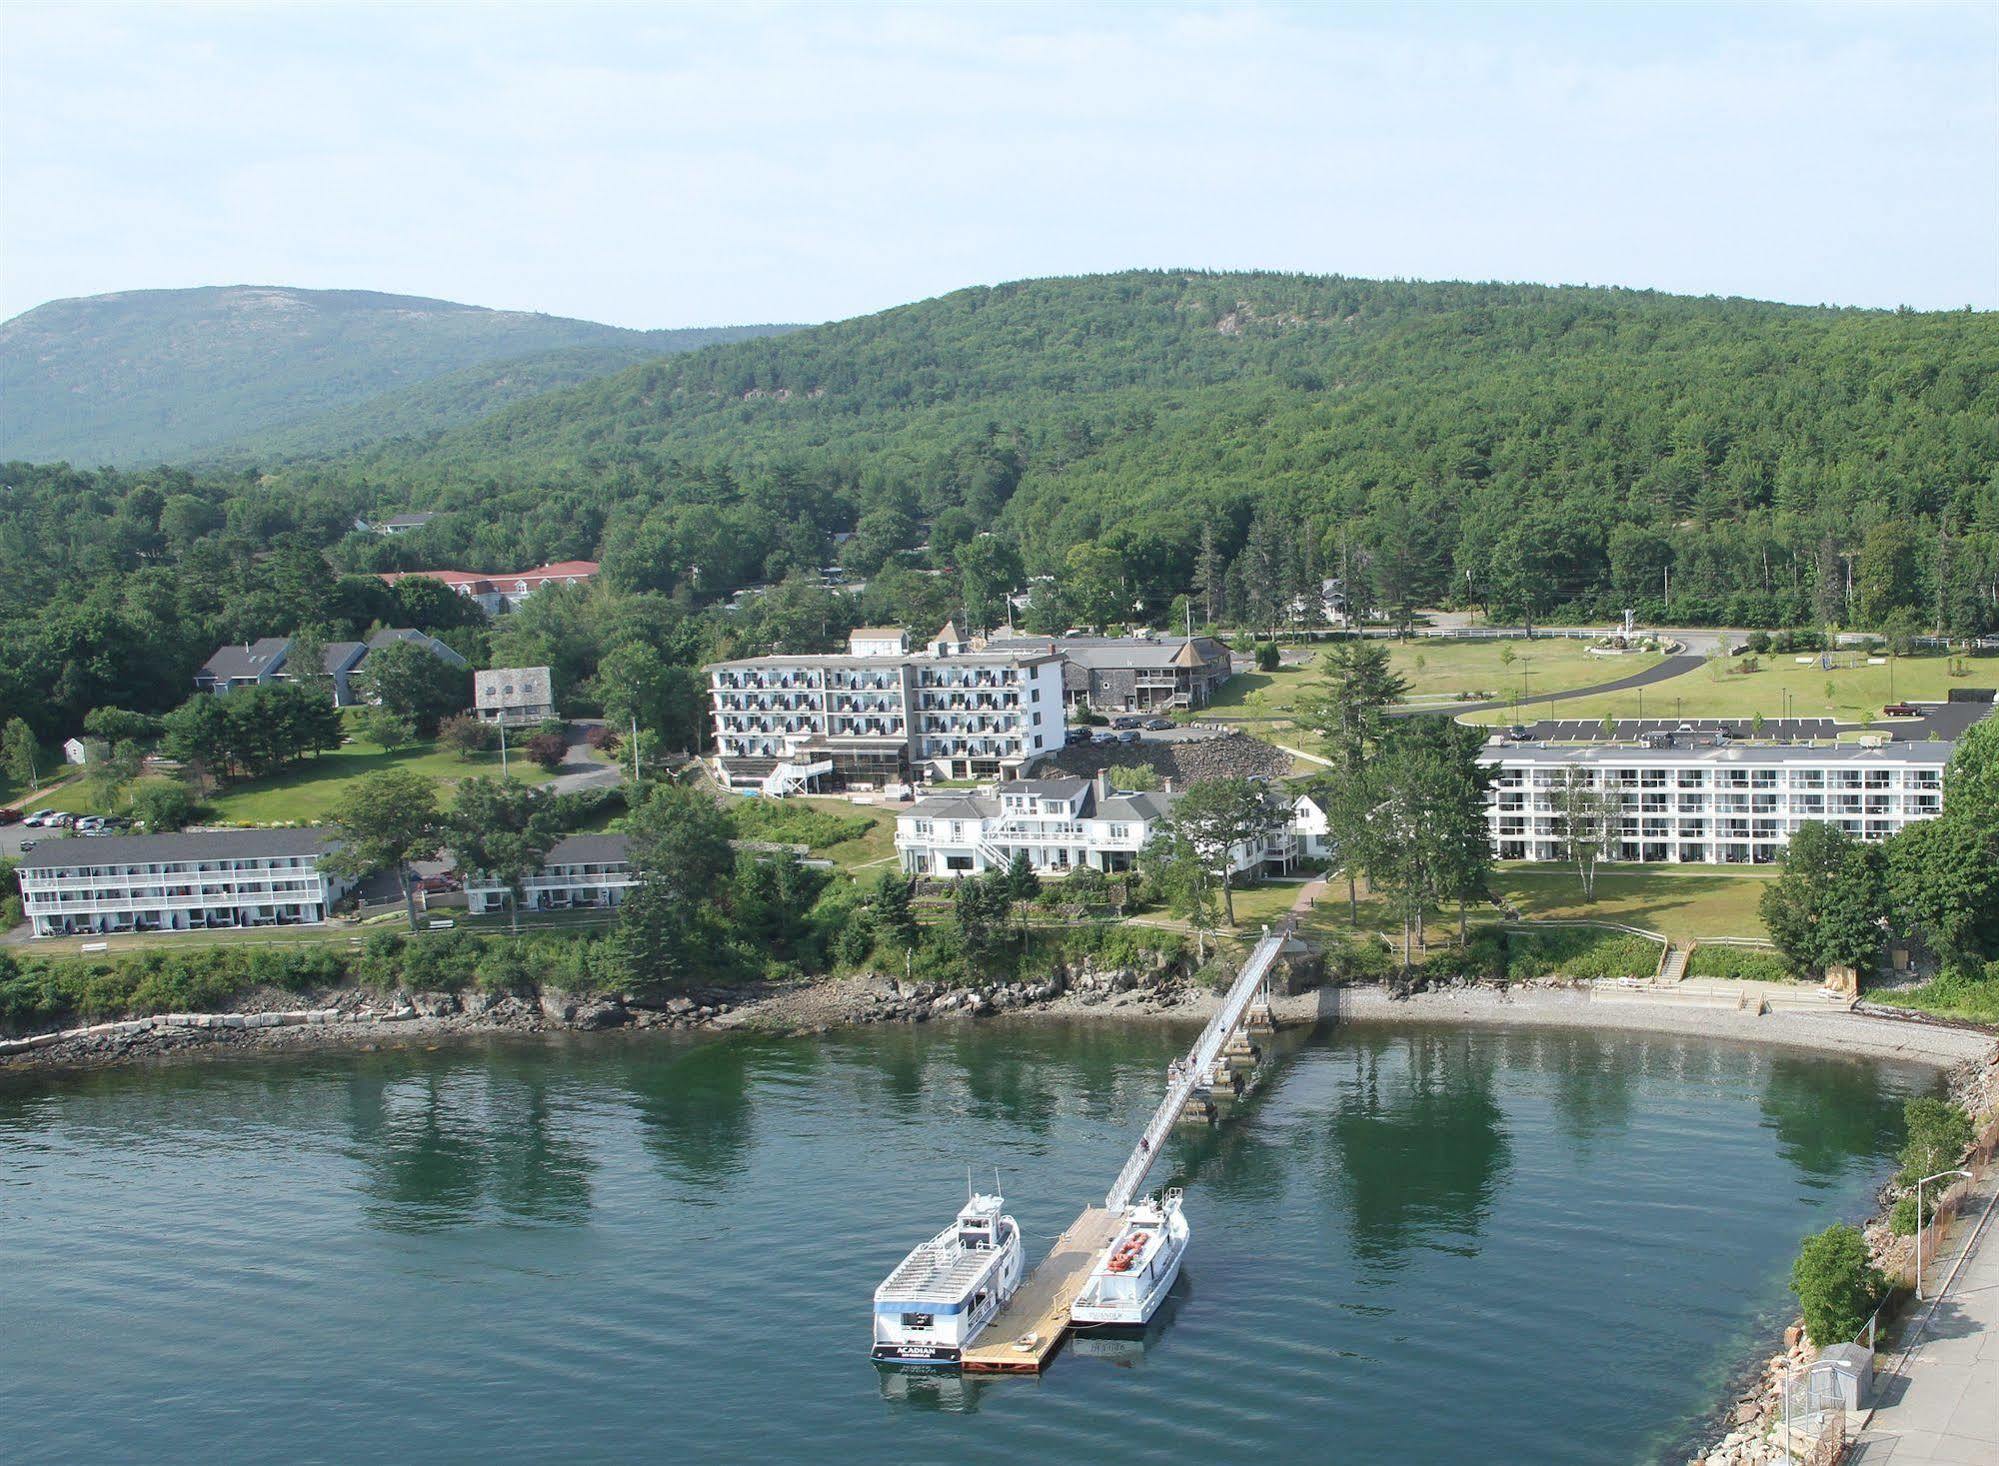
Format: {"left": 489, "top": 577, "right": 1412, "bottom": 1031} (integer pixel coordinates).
{"left": 2, "top": 1, "right": 1994, "bottom": 328}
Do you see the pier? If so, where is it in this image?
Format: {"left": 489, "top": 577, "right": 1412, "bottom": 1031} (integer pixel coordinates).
{"left": 961, "top": 924, "right": 1292, "bottom": 1374}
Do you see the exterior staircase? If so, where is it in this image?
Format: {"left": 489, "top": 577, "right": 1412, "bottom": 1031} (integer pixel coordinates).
{"left": 762, "top": 758, "right": 833, "bottom": 797}
{"left": 1657, "top": 942, "right": 1692, "bottom": 985}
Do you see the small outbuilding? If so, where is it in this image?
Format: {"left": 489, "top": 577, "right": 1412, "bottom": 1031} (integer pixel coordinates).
{"left": 63, "top": 737, "right": 108, "bottom": 766}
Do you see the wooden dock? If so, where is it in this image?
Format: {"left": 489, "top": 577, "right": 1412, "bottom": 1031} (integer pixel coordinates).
{"left": 960, "top": 1206, "right": 1118, "bottom": 1374}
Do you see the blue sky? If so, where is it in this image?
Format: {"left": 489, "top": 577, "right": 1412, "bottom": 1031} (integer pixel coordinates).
{"left": 3, "top": 2, "right": 1993, "bottom": 327}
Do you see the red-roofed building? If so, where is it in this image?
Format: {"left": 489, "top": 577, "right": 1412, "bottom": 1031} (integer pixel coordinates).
{"left": 378, "top": 560, "right": 599, "bottom": 614}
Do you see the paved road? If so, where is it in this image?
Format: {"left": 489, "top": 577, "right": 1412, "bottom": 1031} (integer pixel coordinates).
{"left": 1395, "top": 653, "right": 1708, "bottom": 719}
{"left": 1849, "top": 1173, "right": 1999, "bottom": 1463}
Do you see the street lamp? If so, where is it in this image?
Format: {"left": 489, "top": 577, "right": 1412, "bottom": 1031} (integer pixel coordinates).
{"left": 1915, "top": 1169, "right": 1973, "bottom": 1299}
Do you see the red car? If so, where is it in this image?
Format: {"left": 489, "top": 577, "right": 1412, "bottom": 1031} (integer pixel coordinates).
{"left": 416, "top": 874, "right": 463, "bottom": 895}
{"left": 0, "top": 808, "right": 19, "bottom": 825}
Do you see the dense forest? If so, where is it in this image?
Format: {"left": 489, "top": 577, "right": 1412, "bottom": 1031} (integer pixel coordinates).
{"left": 3, "top": 271, "right": 1997, "bottom": 741}
{"left": 0, "top": 285, "right": 800, "bottom": 465}
{"left": 312, "top": 271, "right": 1999, "bottom": 630}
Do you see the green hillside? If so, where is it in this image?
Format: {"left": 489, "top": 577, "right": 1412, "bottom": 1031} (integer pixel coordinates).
{"left": 4, "top": 272, "right": 1997, "bottom": 743}
{"left": 336, "top": 270, "right": 1999, "bottom": 628}
{"left": 0, "top": 285, "right": 799, "bottom": 465}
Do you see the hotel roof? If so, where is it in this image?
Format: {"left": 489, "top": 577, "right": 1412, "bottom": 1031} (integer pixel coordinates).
{"left": 17, "top": 829, "right": 336, "bottom": 871}
{"left": 1477, "top": 740, "right": 1953, "bottom": 767}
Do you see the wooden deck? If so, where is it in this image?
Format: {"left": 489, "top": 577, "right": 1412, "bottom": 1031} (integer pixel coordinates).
{"left": 960, "top": 1207, "right": 1118, "bottom": 1374}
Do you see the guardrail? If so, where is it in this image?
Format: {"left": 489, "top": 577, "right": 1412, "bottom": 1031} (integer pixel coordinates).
{"left": 1104, "top": 924, "right": 1289, "bottom": 1212}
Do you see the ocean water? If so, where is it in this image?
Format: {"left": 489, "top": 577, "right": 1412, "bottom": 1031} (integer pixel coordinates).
{"left": 0, "top": 1020, "right": 1924, "bottom": 1464}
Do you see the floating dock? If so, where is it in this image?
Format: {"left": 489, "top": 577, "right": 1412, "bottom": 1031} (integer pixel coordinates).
{"left": 961, "top": 925, "right": 1293, "bottom": 1375}
{"left": 960, "top": 1207, "right": 1117, "bottom": 1373}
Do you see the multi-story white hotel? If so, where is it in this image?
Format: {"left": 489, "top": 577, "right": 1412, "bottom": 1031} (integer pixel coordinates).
{"left": 894, "top": 773, "right": 1322, "bottom": 880}
{"left": 464, "top": 834, "right": 634, "bottom": 915}
{"left": 707, "top": 624, "right": 1065, "bottom": 793}
{"left": 17, "top": 830, "right": 349, "bottom": 938}
{"left": 1478, "top": 740, "right": 1950, "bottom": 865}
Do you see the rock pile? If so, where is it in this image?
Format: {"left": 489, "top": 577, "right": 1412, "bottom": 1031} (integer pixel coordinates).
{"left": 1689, "top": 1330, "right": 1824, "bottom": 1466}
{"left": 1044, "top": 727, "right": 1293, "bottom": 785}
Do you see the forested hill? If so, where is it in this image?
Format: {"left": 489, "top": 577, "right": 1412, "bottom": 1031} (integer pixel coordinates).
{"left": 0, "top": 285, "right": 800, "bottom": 466}
{"left": 323, "top": 270, "right": 1998, "bottom": 629}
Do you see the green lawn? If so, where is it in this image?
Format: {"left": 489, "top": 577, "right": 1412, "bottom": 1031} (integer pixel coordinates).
{"left": 207, "top": 742, "right": 553, "bottom": 824}
{"left": 24, "top": 740, "right": 552, "bottom": 826}
{"left": 1387, "top": 639, "right": 1663, "bottom": 705}
{"left": 1286, "top": 863, "right": 1773, "bottom": 949}
{"left": 1463, "top": 651, "right": 1992, "bottom": 727}
{"left": 1491, "top": 864, "right": 1773, "bottom": 941}
{"left": 1200, "top": 639, "right": 1662, "bottom": 732}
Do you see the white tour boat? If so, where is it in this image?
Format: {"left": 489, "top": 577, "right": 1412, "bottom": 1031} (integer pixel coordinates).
{"left": 871, "top": 1189, "right": 1023, "bottom": 1366}
{"left": 1070, "top": 1188, "right": 1189, "bottom": 1328}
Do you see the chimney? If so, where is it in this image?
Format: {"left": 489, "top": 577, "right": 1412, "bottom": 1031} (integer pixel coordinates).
{"left": 1164, "top": 776, "right": 1174, "bottom": 794}
{"left": 1095, "top": 769, "right": 1110, "bottom": 802}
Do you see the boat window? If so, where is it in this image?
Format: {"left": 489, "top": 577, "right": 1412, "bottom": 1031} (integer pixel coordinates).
{"left": 900, "top": 1313, "right": 933, "bottom": 1330}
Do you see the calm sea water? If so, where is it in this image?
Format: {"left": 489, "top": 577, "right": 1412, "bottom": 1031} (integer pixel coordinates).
{"left": 0, "top": 1021, "right": 1925, "bottom": 1465}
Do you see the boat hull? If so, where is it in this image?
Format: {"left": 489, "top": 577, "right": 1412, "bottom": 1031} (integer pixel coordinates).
{"left": 871, "top": 1342, "right": 962, "bottom": 1366}
{"left": 1071, "top": 1203, "right": 1189, "bottom": 1328}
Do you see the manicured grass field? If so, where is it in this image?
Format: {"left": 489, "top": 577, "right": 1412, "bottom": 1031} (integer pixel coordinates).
{"left": 23, "top": 740, "right": 552, "bottom": 826}
{"left": 1386, "top": 639, "right": 1664, "bottom": 705}
{"left": 1285, "top": 863, "right": 1773, "bottom": 946}
{"left": 1463, "top": 651, "right": 1993, "bottom": 727}
{"left": 1199, "top": 638, "right": 1662, "bottom": 731}
{"left": 1491, "top": 864, "right": 1773, "bottom": 941}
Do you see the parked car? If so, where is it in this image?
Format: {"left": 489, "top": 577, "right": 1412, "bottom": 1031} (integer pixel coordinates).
{"left": 416, "top": 874, "right": 462, "bottom": 895}
{"left": 1142, "top": 717, "right": 1174, "bottom": 730}
{"left": 1116, "top": 729, "right": 1140, "bottom": 744}
{"left": 1090, "top": 730, "right": 1118, "bottom": 745}
{"left": 1506, "top": 725, "right": 1532, "bottom": 741}
{"left": 0, "top": 808, "right": 18, "bottom": 825}
{"left": 1066, "top": 727, "right": 1092, "bottom": 746}
{"left": 18, "top": 839, "right": 35, "bottom": 852}
{"left": 1111, "top": 715, "right": 1142, "bottom": 730}
{"left": 21, "top": 810, "right": 51, "bottom": 827}
{"left": 1883, "top": 702, "right": 1922, "bottom": 718}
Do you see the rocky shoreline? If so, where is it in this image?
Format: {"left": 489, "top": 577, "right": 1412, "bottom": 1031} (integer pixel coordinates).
{"left": 6, "top": 957, "right": 1991, "bottom": 1077}
{"left": 1685, "top": 1044, "right": 1999, "bottom": 1466}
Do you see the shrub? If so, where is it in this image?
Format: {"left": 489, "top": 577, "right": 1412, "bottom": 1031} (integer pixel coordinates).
{"left": 1791, "top": 1224, "right": 1884, "bottom": 1346}
{"left": 1505, "top": 929, "right": 1660, "bottom": 982}
{"left": 1254, "top": 641, "right": 1281, "bottom": 671}
{"left": 1898, "top": 1097, "right": 1973, "bottom": 1189}
{"left": 438, "top": 714, "right": 497, "bottom": 759}
{"left": 1745, "top": 631, "right": 1773, "bottom": 654}
{"left": 584, "top": 723, "right": 619, "bottom": 752}
{"left": 1106, "top": 762, "right": 1162, "bottom": 791}
{"left": 525, "top": 731, "right": 568, "bottom": 770}
{"left": 729, "top": 798, "right": 873, "bottom": 850}
{"left": 1322, "top": 932, "right": 1393, "bottom": 982}
{"left": 1685, "top": 945, "right": 1792, "bottom": 983}
{"left": 131, "top": 780, "right": 198, "bottom": 833}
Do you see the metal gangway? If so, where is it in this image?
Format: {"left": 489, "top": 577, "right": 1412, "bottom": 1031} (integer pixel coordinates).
{"left": 1103, "top": 923, "right": 1289, "bottom": 1212}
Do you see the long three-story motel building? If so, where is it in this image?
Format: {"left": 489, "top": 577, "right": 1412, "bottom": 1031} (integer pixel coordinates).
{"left": 707, "top": 624, "right": 1064, "bottom": 794}
{"left": 18, "top": 830, "right": 350, "bottom": 938}
{"left": 1478, "top": 740, "right": 1950, "bottom": 864}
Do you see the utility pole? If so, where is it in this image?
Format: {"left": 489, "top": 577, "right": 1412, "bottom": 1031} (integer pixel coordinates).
{"left": 631, "top": 712, "right": 642, "bottom": 790}
{"left": 1663, "top": 564, "right": 1670, "bottom": 615}
{"left": 499, "top": 718, "right": 508, "bottom": 776}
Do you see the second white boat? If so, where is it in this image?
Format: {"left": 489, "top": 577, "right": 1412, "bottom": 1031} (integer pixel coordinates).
{"left": 1070, "top": 1188, "right": 1188, "bottom": 1327}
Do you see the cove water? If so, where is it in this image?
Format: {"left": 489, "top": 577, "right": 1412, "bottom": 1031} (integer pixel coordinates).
{"left": 0, "top": 1020, "right": 1925, "bottom": 1464}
